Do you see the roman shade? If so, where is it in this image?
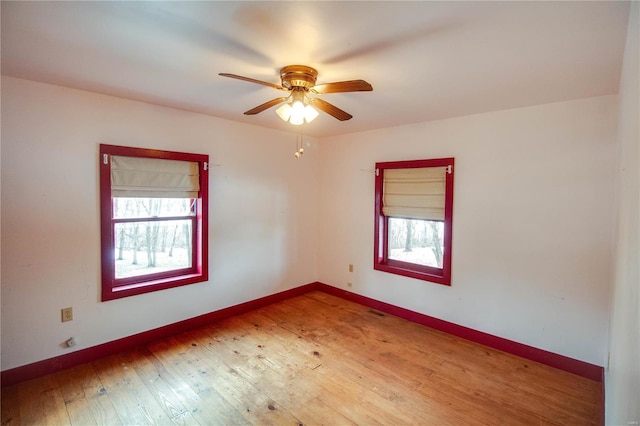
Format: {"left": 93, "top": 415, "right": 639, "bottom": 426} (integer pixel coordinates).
{"left": 110, "top": 155, "right": 200, "bottom": 198}
{"left": 382, "top": 166, "right": 447, "bottom": 221}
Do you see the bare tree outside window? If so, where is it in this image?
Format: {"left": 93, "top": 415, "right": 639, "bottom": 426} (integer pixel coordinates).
{"left": 113, "top": 197, "right": 194, "bottom": 279}
{"left": 388, "top": 218, "right": 444, "bottom": 267}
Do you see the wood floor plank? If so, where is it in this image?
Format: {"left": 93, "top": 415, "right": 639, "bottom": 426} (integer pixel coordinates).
{"left": 201, "top": 322, "right": 384, "bottom": 425}
{"left": 92, "top": 351, "right": 175, "bottom": 425}
{"left": 169, "top": 327, "right": 302, "bottom": 425}
{"left": 175, "top": 328, "right": 304, "bottom": 425}
{"left": 1, "top": 290, "right": 601, "bottom": 425}
{"left": 296, "top": 395, "right": 359, "bottom": 426}
{"left": 259, "top": 296, "right": 430, "bottom": 389}
{"left": 64, "top": 397, "right": 98, "bottom": 426}
{"left": 53, "top": 363, "right": 121, "bottom": 426}
{"left": 83, "top": 392, "right": 123, "bottom": 426}
{"left": 335, "top": 295, "right": 601, "bottom": 426}
{"left": 238, "top": 311, "right": 441, "bottom": 424}
{"left": 263, "top": 295, "right": 491, "bottom": 424}
{"left": 145, "top": 336, "right": 250, "bottom": 425}
{"left": 17, "top": 375, "right": 68, "bottom": 425}
{"left": 118, "top": 349, "right": 196, "bottom": 422}
{"left": 421, "top": 365, "right": 564, "bottom": 425}
{"left": 1, "top": 385, "right": 21, "bottom": 426}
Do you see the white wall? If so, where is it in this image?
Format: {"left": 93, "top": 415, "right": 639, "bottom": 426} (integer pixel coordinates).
{"left": 318, "top": 95, "right": 618, "bottom": 366}
{"left": 606, "top": 2, "right": 640, "bottom": 424}
{"left": 0, "top": 76, "right": 319, "bottom": 370}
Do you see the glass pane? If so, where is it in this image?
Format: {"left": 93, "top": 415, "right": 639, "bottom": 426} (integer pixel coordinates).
{"left": 388, "top": 218, "right": 444, "bottom": 268}
{"left": 113, "top": 198, "right": 194, "bottom": 219}
{"left": 114, "top": 219, "right": 193, "bottom": 279}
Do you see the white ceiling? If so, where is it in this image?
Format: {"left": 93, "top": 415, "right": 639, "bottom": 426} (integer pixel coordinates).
{"left": 1, "top": 1, "right": 630, "bottom": 138}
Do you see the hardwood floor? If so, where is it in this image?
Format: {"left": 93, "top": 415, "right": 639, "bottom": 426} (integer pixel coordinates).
{"left": 1, "top": 291, "right": 601, "bottom": 425}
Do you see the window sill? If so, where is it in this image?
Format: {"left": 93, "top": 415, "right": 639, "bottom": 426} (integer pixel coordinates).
{"left": 374, "top": 262, "right": 450, "bottom": 286}
{"left": 103, "top": 273, "right": 207, "bottom": 301}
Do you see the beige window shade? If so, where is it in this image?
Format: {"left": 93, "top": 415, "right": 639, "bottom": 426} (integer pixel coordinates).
{"left": 111, "top": 155, "right": 200, "bottom": 198}
{"left": 382, "top": 166, "right": 447, "bottom": 221}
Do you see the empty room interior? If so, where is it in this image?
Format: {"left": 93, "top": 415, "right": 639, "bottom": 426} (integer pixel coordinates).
{"left": 1, "top": 1, "right": 638, "bottom": 425}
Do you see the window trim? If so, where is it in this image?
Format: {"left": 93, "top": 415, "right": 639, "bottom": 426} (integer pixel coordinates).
{"left": 374, "top": 158, "right": 454, "bottom": 285}
{"left": 100, "top": 144, "right": 209, "bottom": 301}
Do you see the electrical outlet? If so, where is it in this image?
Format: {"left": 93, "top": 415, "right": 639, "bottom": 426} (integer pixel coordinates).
{"left": 61, "top": 307, "right": 73, "bottom": 322}
{"left": 349, "top": 264, "right": 354, "bottom": 272}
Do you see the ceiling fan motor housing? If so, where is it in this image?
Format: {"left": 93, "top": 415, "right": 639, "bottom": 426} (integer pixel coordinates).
{"left": 280, "top": 65, "right": 318, "bottom": 90}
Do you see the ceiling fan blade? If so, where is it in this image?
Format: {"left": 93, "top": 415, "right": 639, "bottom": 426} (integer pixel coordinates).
{"left": 219, "top": 73, "right": 287, "bottom": 91}
{"left": 311, "top": 80, "right": 373, "bottom": 94}
{"left": 308, "top": 98, "right": 353, "bottom": 121}
{"left": 244, "top": 97, "right": 289, "bottom": 115}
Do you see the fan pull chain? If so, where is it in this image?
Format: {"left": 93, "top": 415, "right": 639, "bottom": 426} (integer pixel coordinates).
{"left": 294, "top": 128, "right": 305, "bottom": 159}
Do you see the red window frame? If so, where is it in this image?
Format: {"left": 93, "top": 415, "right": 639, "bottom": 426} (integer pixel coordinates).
{"left": 374, "top": 158, "right": 454, "bottom": 285}
{"left": 99, "top": 144, "right": 209, "bottom": 301}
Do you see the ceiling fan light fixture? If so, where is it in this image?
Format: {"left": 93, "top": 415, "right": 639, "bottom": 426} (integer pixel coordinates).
{"left": 276, "top": 103, "right": 292, "bottom": 121}
{"left": 276, "top": 99, "right": 318, "bottom": 125}
{"left": 304, "top": 104, "right": 319, "bottom": 122}
{"left": 291, "top": 100, "right": 305, "bottom": 115}
{"left": 289, "top": 114, "right": 305, "bottom": 126}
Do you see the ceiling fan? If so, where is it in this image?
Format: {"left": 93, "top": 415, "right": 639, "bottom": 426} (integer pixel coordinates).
{"left": 219, "top": 65, "right": 372, "bottom": 124}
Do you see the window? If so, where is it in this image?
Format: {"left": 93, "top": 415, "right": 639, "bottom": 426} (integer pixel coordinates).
{"left": 374, "top": 158, "right": 454, "bottom": 285}
{"left": 100, "top": 144, "right": 209, "bottom": 301}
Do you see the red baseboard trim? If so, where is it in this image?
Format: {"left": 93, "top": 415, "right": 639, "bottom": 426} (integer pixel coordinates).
{"left": 316, "top": 283, "right": 604, "bottom": 382}
{"left": 1, "top": 283, "right": 319, "bottom": 388}
{"left": 1, "top": 281, "right": 603, "bottom": 388}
